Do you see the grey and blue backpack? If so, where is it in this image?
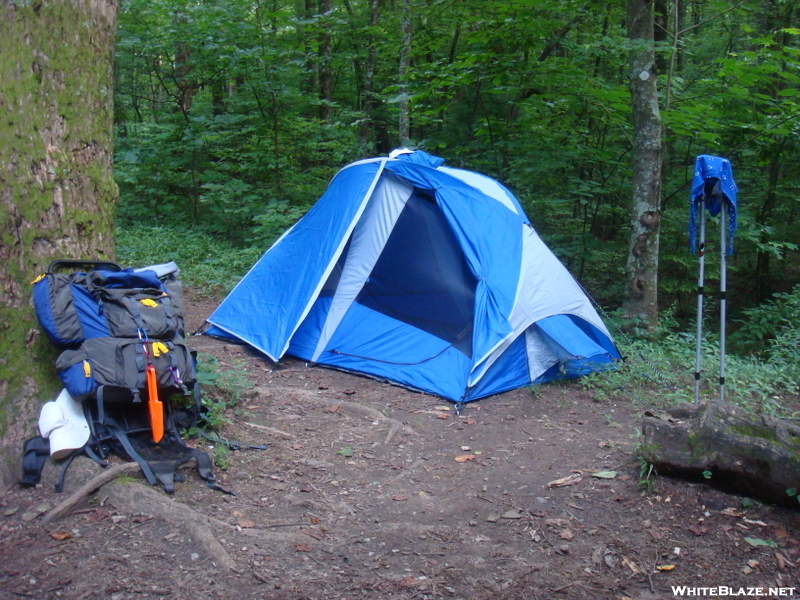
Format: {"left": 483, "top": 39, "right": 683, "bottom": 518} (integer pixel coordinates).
{"left": 22, "top": 260, "right": 262, "bottom": 495}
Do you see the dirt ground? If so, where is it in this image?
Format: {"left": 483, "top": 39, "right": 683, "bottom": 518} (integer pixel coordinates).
{"left": 2, "top": 292, "right": 800, "bottom": 600}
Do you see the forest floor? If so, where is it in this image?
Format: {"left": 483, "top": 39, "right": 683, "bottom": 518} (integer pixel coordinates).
{"left": 2, "top": 292, "right": 800, "bottom": 600}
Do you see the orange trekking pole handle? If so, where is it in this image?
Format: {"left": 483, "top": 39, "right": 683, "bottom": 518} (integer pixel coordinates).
{"left": 146, "top": 363, "right": 164, "bottom": 443}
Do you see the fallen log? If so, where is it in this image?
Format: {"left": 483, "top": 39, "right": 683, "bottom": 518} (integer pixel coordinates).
{"left": 639, "top": 401, "right": 800, "bottom": 507}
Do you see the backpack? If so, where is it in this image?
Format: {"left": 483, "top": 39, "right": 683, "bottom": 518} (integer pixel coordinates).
{"left": 22, "top": 260, "right": 261, "bottom": 495}
{"left": 32, "top": 261, "right": 183, "bottom": 348}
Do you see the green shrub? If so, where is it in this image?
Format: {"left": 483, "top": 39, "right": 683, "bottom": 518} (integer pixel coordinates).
{"left": 116, "top": 225, "right": 264, "bottom": 293}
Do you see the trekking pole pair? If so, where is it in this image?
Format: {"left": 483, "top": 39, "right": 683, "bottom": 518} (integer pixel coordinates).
{"left": 690, "top": 156, "right": 737, "bottom": 404}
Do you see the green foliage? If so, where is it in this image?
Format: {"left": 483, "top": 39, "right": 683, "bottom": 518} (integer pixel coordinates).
{"left": 730, "top": 284, "right": 800, "bottom": 354}
{"left": 213, "top": 444, "right": 230, "bottom": 470}
{"left": 194, "top": 353, "right": 254, "bottom": 429}
{"left": 112, "top": 0, "right": 800, "bottom": 423}
{"left": 116, "top": 225, "right": 264, "bottom": 293}
{"left": 581, "top": 321, "right": 799, "bottom": 416}
{"left": 637, "top": 457, "right": 656, "bottom": 492}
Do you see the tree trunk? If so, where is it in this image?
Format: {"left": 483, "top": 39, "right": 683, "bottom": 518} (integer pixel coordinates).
{"left": 0, "top": 0, "right": 118, "bottom": 488}
{"left": 622, "top": 0, "right": 662, "bottom": 336}
{"left": 318, "top": 0, "right": 333, "bottom": 123}
{"left": 359, "top": 0, "right": 381, "bottom": 152}
{"left": 397, "top": 0, "right": 412, "bottom": 145}
{"left": 640, "top": 402, "right": 800, "bottom": 507}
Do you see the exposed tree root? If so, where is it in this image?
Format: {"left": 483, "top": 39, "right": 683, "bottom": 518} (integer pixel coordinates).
{"left": 41, "top": 462, "right": 141, "bottom": 526}
{"left": 240, "top": 421, "right": 293, "bottom": 439}
{"left": 256, "top": 385, "right": 419, "bottom": 443}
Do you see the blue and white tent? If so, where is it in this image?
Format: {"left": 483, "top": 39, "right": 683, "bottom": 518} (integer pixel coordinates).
{"left": 206, "top": 150, "right": 620, "bottom": 402}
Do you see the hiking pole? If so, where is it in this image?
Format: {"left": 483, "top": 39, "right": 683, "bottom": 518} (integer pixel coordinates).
{"left": 690, "top": 155, "right": 737, "bottom": 405}
{"left": 693, "top": 198, "right": 706, "bottom": 404}
{"left": 719, "top": 201, "right": 727, "bottom": 403}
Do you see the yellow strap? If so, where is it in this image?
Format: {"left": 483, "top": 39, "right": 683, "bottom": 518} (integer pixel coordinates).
{"left": 31, "top": 274, "right": 45, "bottom": 284}
{"left": 83, "top": 361, "right": 91, "bottom": 378}
{"left": 140, "top": 298, "right": 159, "bottom": 308}
{"left": 152, "top": 342, "right": 169, "bottom": 357}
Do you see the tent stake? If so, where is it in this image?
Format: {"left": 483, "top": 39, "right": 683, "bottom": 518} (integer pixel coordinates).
{"left": 693, "top": 200, "right": 706, "bottom": 404}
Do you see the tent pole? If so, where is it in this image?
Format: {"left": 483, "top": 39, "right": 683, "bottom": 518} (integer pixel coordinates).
{"left": 719, "top": 201, "right": 727, "bottom": 403}
{"left": 693, "top": 200, "right": 706, "bottom": 404}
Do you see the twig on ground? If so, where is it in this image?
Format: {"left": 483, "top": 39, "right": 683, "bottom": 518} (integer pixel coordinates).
{"left": 241, "top": 421, "right": 293, "bottom": 438}
{"left": 41, "top": 462, "right": 141, "bottom": 526}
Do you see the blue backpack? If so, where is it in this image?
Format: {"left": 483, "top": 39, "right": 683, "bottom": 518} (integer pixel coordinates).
{"left": 32, "top": 261, "right": 183, "bottom": 349}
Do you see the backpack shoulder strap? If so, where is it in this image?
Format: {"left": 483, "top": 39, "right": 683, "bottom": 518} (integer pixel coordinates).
{"left": 19, "top": 436, "right": 51, "bottom": 487}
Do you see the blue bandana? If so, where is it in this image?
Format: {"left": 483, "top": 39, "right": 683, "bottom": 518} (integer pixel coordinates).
{"left": 689, "top": 155, "right": 738, "bottom": 255}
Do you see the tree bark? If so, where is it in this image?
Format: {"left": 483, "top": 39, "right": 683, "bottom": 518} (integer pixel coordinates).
{"left": 622, "top": 0, "right": 662, "bottom": 336}
{"left": 397, "top": 0, "right": 412, "bottom": 145}
{"left": 359, "top": 0, "right": 381, "bottom": 152}
{"left": 0, "top": 0, "right": 118, "bottom": 488}
{"left": 318, "top": 0, "right": 333, "bottom": 123}
{"left": 640, "top": 402, "right": 800, "bottom": 507}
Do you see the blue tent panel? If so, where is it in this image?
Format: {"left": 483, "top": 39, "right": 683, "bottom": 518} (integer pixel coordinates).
{"left": 207, "top": 162, "right": 383, "bottom": 358}
{"left": 536, "top": 315, "right": 618, "bottom": 378}
{"left": 465, "top": 334, "right": 532, "bottom": 400}
{"left": 302, "top": 301, "right": 472, "bottom": 400}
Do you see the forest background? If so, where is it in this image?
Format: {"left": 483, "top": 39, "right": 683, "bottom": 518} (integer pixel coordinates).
{"left": 113, "top": 0, "right": 800, "bottom": 409}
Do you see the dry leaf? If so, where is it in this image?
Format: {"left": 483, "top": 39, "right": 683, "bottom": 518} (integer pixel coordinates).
{"left": 238, "top": 519, "right": 256, "bottom": 529}
{"left": 295, "top": 544, "right": 312, "bottom": 552}
{"left": 50, "top": 531, "right": 72, "bottom": 541}
{"left": 560, "top": 529, "right": 574, "bottom": 541}
{"left": 455, "top": 454, "right": 476, "bottom": 463}
{"left": 775, "top": 552, "right": 789, "bottom": 571}
{"left": 621, "top": 556, "right": 641, "bottom": 574}
{"left": 502, "top": 509, "right": 524, "bottom": 520}
{"left": 434, "top": 406, "right": 450, "bottom": 412}
{"left": 688, "top": 524, "right": 708, "bottom": 536}
{"left": 393, "top": 494, "right": 408, "bottom": 501}
{"left": 436, "top": 413, "right": 449, "bottom": 420}
{"left": 310, "top": 517, "right": 320, "bottom": 525}
{"left": 323, "top": 405, "right": 340, "bottom": 413}
{"left": 465, "top": 417, "right": 477, "bottom": 425}
{"left": 304, "top": 528, "right": 325, "bottom": 540}
{"left": 721, "top": 507, "right": 744, "bottom": 517}
{"left": 292, "top": 443, "right": 305, "bottom": 450}
{"left": 546, "top": 473, "right": 582, "bottom": 488}
{"left": 773, "top": 526, "right": 789, "bottom": 539}
{"left": 399, "top": 576, "right": 420, "bottom": 588}
{"left": 656, "top": 564, "right": 676, "bottom": 571}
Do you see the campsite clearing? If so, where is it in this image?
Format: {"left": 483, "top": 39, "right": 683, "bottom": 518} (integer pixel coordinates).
{"left": 1, "top": 292, "right": 799, "bottom": 600}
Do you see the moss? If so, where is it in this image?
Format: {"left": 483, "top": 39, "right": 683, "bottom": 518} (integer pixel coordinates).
{"left": 0, "top": 0, "right": 117, "bottom": 486}
{"left": 729, "top": 422, "right": 780, "bottom": 444}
